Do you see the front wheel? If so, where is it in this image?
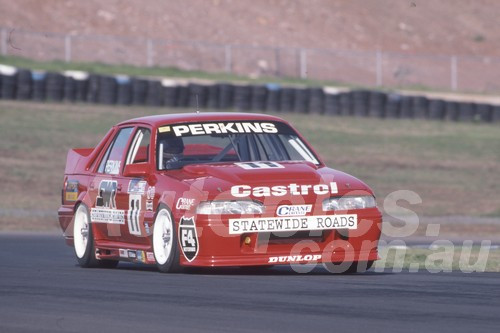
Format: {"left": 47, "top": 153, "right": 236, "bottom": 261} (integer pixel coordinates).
{"left": 152, "top": 206, "right": 182, "bottom": 273}
{"left": 73, "top": 203, "right": 118, "bottom": 268}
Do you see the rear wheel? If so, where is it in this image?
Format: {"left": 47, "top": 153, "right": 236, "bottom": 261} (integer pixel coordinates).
{"left": 153, "top": 206, "right": 181, "bottom": 273}
{"left": 73, "top": 204, "right": 118, "bottom": 268}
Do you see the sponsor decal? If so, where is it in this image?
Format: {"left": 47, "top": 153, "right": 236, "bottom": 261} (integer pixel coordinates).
{"left": 170, "top": 122, "right": 278, "bottom": 137}
{"left": 276, "top": 204, "right": 312, "bottom": 216}
{"left": 178, "top": 217, "right": 199, "bottom": 262}
{"left": 235, "top": 162, "right": 284, "bottom": 170}
{"left": 231, "top": 182, "right": 338, "bottom": 198}
{"left": 146, "top": 200, "right": 153, "bottom": 211}
{"left": 105, "top": 160, "right": 121, "bottom": 175}
{"left": 128, "top": 250, "right": 137, "bottom": 259}
{"left": 136, "top": 250, "right": 145, "bottom": 263}
{"left": 158, "top": 126, "right": 171, "bottom": 133}
{"left": 268, "top": 254, "right": 322, "bottom": 263}
{"left": 146, "top": 252, "right": 155, "bottom": 263}
{"left": 146, "top": 186, "right": 156, "bottom": 200}
{"left": 229, "top": 214, "right": 357, "bottom": 235}
{"left": 176, "top": 197, "right": 195, "bottom": 210}
{"left": 91, "top": 180, "right": 125, "bottom": 224}
{"left": 128, "top": 179, "right": 147, "bottom": 195}
{"left": 119, "top": 249, "right": 128, "bottom": 258}
{"left": 144, "top": 222, "right": 151, "bottom": 234}
{"left": 65, "top": 180, "right": 79, "bottom": 201}
{"left": 128, "top": 194, "right": 142, "bottom": 236}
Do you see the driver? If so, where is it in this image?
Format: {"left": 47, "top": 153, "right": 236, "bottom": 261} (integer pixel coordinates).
{"left": 161, "top": 137, "right": 184, "bottom": 169}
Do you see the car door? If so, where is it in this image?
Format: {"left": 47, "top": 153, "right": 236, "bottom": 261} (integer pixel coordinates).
{"left": 114, "top": 127, "right": 152, "bottom": 246}
{"left": 89, "top": 126, "right": 135, "bottom": 242}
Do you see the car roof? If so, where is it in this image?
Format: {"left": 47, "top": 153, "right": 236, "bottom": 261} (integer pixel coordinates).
{"left": 117, "top": 112, "right": 289, "bottom": 127}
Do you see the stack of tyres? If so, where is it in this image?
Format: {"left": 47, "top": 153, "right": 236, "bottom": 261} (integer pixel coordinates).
{"left": 46, "top": 72, "right": 65, "bottom": 102}
{"left": 324, "top": 92, "right": 341, "bottom": 116}
{"left": 308, "top": 87, "right": 324, "bottom": 114}
{"left": 445, "top": 101, "right": 459, "bottom": 121}
{"left": 492, "top": 105, "right": 500, "bottom": 122}
{"left": 218, "top": 83, "right": 234, "bottom": 110}
{"left": 399, "top": 96, "right": 413, "bottom": 118}
{"left": 86, "top": 74, "right": 100, "bottom": 104}
{"left": 31, "top": 72, "right": 47, "bottom": 101}
{"left": 428, "top": 99, "right": 446, "bottom": 120}
{"left": 116, "top": 76, "right": 132, "bottom": 106}
{"left": 368, "top": 91, "right": 386, "bottom": 118}
{"left": 293, "top": 88, "right": 310, "bottom": 113}
{"left": 177, "top": 85, "right": 189, "bottom": 108}
{"left": 146, "top": 80, "right": 163, "bottom": 107}
{"left": 0, "top": 65, "right": 18, "bottom": 100}
{"left": 352, "top": 90, "right": 369, "bottom": 117}
{"left": 279, "top": 87, "right": 294, "bottom": 113}
{"left": 63, "top": 75, "right": 76, "bottom": 102}
{"left": 339, "top": 92, "right": 352, "bottom": 116}
{"left": 162, "top": 80, "right": 178, "bottom": 107}
{"left": 251, "top": 85, "right": 267, "bottom": 111}
{"left": 457, "top": 102, "right": 476, "bottom": 122}
{"left": 131, "top": 78, "right": 148, "bottom": 105}
{"left": 385, "top": 93, "right": 401, "bottom": 118}
{"left": 412, "top": 96, "right": 429, "bottom": 119}
{"left": 476, "top": 103, "right": 492, "bottom": 122}
{"left": 98, "top": 76, "right": 117, "bottom": 105}
{"left": 188, "top": 83, "right": 208, "bottom": 109}
{"left": 16, "top": 69, "right": 32, "bottom": 100}
{"left": 234, "top": 85, "right": 251, "bottom": 111}
{"left": 266, "top": 83, "right": 280, "bottom": 112}
{"left": 73, "top": 73, "right": 89, "bottom": 103}
{"left": 206, "top": 84, "right": 220, "bottom": 109}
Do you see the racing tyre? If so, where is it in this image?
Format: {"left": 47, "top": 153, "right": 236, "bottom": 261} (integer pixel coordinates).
{"left": 73, "top": 204, "right": 118, "bottom": 268}
{"left": 153, "top": 206, "right": 182, "bottom": 273}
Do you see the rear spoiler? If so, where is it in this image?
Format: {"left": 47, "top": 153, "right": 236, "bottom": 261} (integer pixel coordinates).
{"left": 64, "top": 127, "right": 116, "bottom": 175}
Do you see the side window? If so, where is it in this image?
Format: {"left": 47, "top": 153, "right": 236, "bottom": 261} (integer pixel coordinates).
{"left": 98, "top": 127, "right": 134, "bottom": 174}
{"left": 125, "top": 128, "right": 151, "bottom": 165}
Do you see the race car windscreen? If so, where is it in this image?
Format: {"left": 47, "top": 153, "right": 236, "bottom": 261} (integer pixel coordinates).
{"left": 156, "top": 121, "right": 320, "bottom": 170}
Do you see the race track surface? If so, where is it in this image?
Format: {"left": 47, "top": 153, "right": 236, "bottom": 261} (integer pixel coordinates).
{"left": 1, "top": 233, "right": 499, "bottom": 333}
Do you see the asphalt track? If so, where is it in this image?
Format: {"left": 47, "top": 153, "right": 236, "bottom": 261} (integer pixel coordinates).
{"left": 1, "top": 234, "right": 499, "bottom": 333}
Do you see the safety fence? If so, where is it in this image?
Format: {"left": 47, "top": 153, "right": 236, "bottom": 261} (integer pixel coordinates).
{"left": 0, "top": 65, "right": 499, "bottom": 123}
{"left": 2, "top": 27, "right": 500, "bottom": 93}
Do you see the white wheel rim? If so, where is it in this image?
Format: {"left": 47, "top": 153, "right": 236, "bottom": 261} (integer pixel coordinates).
{"left": 74, "top": 205, "right": 89, "bottom": 259}
{"left": 153, "top": 209, "right": 174, "bottom": 265}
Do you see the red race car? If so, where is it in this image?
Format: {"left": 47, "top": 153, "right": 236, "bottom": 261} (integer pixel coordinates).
{"left": 58, "top": 112, "right": 382, "bottom": 273}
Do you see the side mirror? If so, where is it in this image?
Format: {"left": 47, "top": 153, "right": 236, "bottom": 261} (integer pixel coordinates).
{"left": 123, "top": 163, "right": 150, "bottom": 178}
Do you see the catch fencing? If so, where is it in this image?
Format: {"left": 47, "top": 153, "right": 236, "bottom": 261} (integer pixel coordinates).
{"left": 2, "top": 26, "right": 500, "bottom": 93}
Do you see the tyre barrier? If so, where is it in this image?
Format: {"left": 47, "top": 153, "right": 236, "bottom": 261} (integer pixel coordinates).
{"left": 116, "top": 76, "right": 132, "bottom": 106}
{"left": 0, "top": 65, "right": 18, "bottom": 100}
{"left": 266, "top": 83, "right": 280, "bottom": 112}
{"left": 251, "top": 85, "right": 267, "bottom": 111}
{"left": 1, "top": 65, "right": 499, "bottom": 123}
{"left": 16, "top": 69, "right": 32, "bottom": 100}
{"left": 309, "top": 87, "right": 324, "bottom": 114}
{"left": 31, "top": 72, "right": 47, "bottom": 101}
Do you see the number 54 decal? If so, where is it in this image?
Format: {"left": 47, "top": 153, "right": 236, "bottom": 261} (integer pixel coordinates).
{"left": 178, "top": 217, "right": 199, "bottom": 262}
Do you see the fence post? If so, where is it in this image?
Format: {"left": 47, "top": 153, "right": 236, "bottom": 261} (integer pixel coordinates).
{"left": 225, "top": 45, "right": 232, "bottom": 74}
{"left": 300, "top": 49, "right": 307, "bottom": 79}
{"left": 376, "top": 49, "right": 383, "bottom": 86}
{"left": 64, "top": 35, "right": 72, "bottom": 62}
{"left": 451, "top": 55, "right": 458, "bottom": 91}
{"left": 1, "top": 28, "right": 7, "bottom": 55}
{"left": 147, "top": 38, "right": 154, "bottom": 67}
{"left": 275, "top": 47, "right": 281, "bottom": 77}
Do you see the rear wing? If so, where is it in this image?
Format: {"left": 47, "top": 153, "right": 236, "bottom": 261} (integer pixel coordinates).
{"left": 64, "top": 148, "right": 95, "bottom": 175}
{"left": 63, "top": 127, "right": 116, "bottom": 175}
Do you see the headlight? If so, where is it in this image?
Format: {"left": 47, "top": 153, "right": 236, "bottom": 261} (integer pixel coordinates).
{"left": 322, "top": 196, "right": 376, "bottom": 211}
{"left": 197, "top": 201, "right": 265, "bottom": 215}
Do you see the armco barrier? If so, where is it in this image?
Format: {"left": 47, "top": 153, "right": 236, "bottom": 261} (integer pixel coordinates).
{"left": 0, "top": 64, "right": 499, "bottom": 123}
